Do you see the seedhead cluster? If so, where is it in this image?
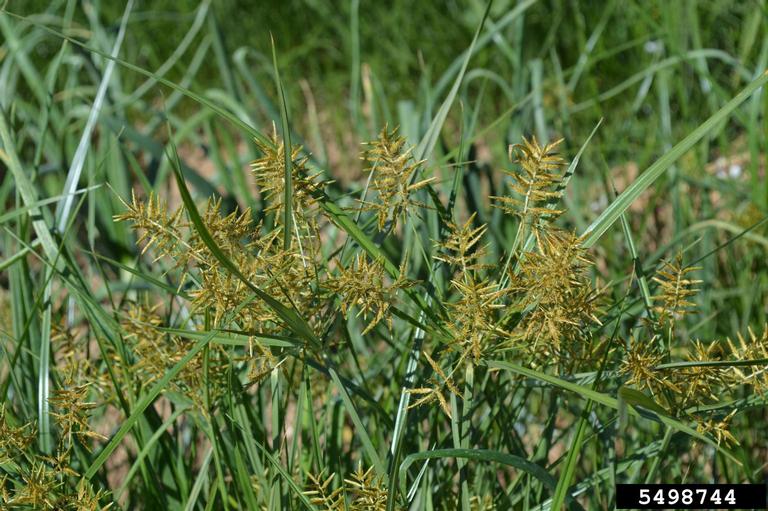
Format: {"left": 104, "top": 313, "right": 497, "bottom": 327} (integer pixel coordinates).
{"left": 652, "top": 252, "right": 702, "bottom": 329}
{"left": 305, "top": 465, "right": 388, "bottom": 511}
{"left": 327, "top": 255, "right": 413, "bottom": 334}
{"left": 252, "top": 125, "right": 325, "bottom": 223}
{"left": 510, "top": 228, "right": 602, "bottom": 366}
{"left": 618, "top": 251, "right": 768, "bottom": 445}
{"left": 360, "top": 126, "right": 434, "bottom": 230}
{"left": 4, "top": 121, "right": 765, "bottom": 509}
{"left": 490, "top": 137, "right": 566, "bottom": 222}
{"left": 0, "top": 339, "right": 111, "bottom": 509}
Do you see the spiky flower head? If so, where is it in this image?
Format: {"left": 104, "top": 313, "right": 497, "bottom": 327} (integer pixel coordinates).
{"left": 360, "top": 125, "right": 433, "bottom": 230}
{"left": 511, "top": 228, "right": 601, "bottom": 358}
{"left": 121, "top": 302, "right": 228, "bottom": 408}
{"left": 434, "top": 213, "right": 489, "bottom": 273}
{"left": 446, "top": 275, "right": 509, "bottom": 364}
{"left": 327, "top": 255, "right": 412, "bottom": 334}
{"left": 193, "top": 197, "right": 257, "bottom": 257}
{"left": 49, "top": 378, "right": 106, "bottom": 450}
{"left": 673, "top": 340, "right": 724, "bottom": 409}
{"left": 620, "top": 339, "right": 680, "bottom": 395}
{"left": 491, "top": 137, "right": 565, "bottom": 221}
{"left": 0, "top": 405, "right": 36, "bottom": 464}
{"left": 51, "top": 323, "right": 98, "bottom": 389}
{"left": 652, "top": 252, "right": 702, "bottom": 328}
{"left": 696, "top": 409, "right": 739, "bottom": 447}
{"left": 10, "top": 461, "right": 61, "bottom": 510}
{"left": 252, "top": 125, "right": 324, "bottom": 220}
{"left": 70, "top": 478, "right": 113, "bottom": 511}
{"left": 304, "top": 466, "right": 390, "bottom": 511}
{"left": 114, "top": 190, "right": 193, "bottom": 266}
{"left": 408, "top": 352, "right": 461, "bottom": 418}
{"left": 726, "top": 325, "right": 768, "bottom": 393}
{"left": 304, "top": 470, "right": 345, "bottom": 510}
{"left": 344, "top": 464, "right": 388, "bottom": 511}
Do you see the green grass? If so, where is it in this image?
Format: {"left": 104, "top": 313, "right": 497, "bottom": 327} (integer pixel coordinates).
{"left": 1, "top": 1, "right": 768, "bottom": 509}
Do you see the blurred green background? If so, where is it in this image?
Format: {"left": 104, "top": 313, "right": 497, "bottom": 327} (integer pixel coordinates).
{"left": 4, "top": 0, "right": 768, "bottom": 347}
{"left": 10, "top": 0, "right": 764, "bottom": 150}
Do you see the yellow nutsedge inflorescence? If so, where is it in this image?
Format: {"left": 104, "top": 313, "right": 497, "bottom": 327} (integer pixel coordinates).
{"left": 433, "top": 212, "right": 489, "bottom": 274}
{"left": 105, "top": 121, "right": 768, "bottom": 498}
{"left": 121, "top": 302, "right": 231, "bottom": 408}
{"left": 10, "top": 461, "right": 61, "bottom": 510}
{"left": 0, "top": 405, "right": 36, "bottom": 465}
{"left": 193, "top": 197, "right": 258, "bottom": 257}
{"left": 1, "top": 386, "right": 111, "bottom": 508}
{"left": 695, "top": 409, "right": 740, "bottom": 447}
{"left": 470, "top": 495, "right": 498, "bottom": 510}
{"left": 304, "top": 470, "right": 345, "bottom": 510}
{"left": 327, "top": 255, "right": 413, "bottom": 334}
{"left": 72, "top": 478, "right": 113, "bottom": 511}
{"left": 48, "top": 378, "right": 106, "bottom": 450}
{"left": 0, "top": 473, "right": 9, "bottom": 507}
{"left": 360, "top": 125, "right": 433, "bottom": 231}
{"left": 727, "top": 325, "right": 768, "bottom": 393}
{"left": 252, "top": 124, "right": 325, "bottom": 221}
{"left": 408, "top": 352, "right": 461, "bottom": 419}
{"left": 622, "top": 338, "right": 730, "bottom": 412}
{"left": 673, "top": 340, "right": 725, "bottom": 409}
{"left": 304, "top": 465, "right": 389, "bottom": 511}
{"left": 510, "top": 228, "right": 602, "bottom": 363}
{"left": 620, "top": 339, "right": 681, "bottom": 396}
{"left": 671, "top": 325, "right": 768, "bottom": 446}
{"left": 120, "top": 192, "right": 320, "bottom": 332}
{"left": 343, "top": 464, "right": 388, "bottom": 511}
{"left": 51, "top": 323, "right": 101, "bottom": 392}
{"left": 622, "top": 339, "right": 730, "bottom": 414}
{"left": 114, "top": 190, "right": 193, "bottom": 266}
{"left": 432, "top": 213, "right": 511, "bottom": 371}
{"left": 446, "top": 275, "right": 509, "bottom": 365}
{"left": 112, "top": 128, "right": 342, "bottom": 424}
{"left": 652, "top": 251, "right": 702, "bottom": 329}
{"left": 618, "top": 246, "right": 767, "bottom": 450}
{"left": 409, "top": 139, "right": 599, "bottom": 418}
{"left": 490, "top": 137, "right": 565, "bottom": 222}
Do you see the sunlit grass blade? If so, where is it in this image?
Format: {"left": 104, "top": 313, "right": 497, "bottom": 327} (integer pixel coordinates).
{"left": 270, "top": 34, "right": 294, "bottom": 250}
{"left": 582, "top": 70, "right": 768, "bottom": 248}
{"left": 54, "top": 0, "right": 133, "bottom": 232}
{"left": 398, "top": 448, "right": 563, "bottom": 504}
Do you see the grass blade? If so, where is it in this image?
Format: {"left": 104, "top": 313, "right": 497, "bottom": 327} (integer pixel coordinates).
{"left": 54, "top": 0, "right": 133, "bottom": 231}
{"left": 329, "top": 366, "right": 387, "bottom": 477}
{"left": 582, "top": 70, "right": 768, "bottom": 248}
{"left": 486, "top": 360, "right": 739, "bottom": 463}
{"left": 270, "top": 35, "right": 293, "bottom": 250}
{"left": 398, "top": 448, "right": 558, "bottom": 499}
{"left": 414, "top": 0, "right": 492, "bottom": 163}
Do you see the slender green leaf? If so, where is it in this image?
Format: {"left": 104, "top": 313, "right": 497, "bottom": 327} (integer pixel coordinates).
{"left": 486, "top": 360, "right": 739, "bottom": 462}
{"left": 582, "top": 70, "right": 768, "bottom": 247}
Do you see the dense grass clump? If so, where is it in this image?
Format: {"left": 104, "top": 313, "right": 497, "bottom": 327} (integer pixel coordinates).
{"left": 1, "top": 1, "right": 768, "bottom": 510}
